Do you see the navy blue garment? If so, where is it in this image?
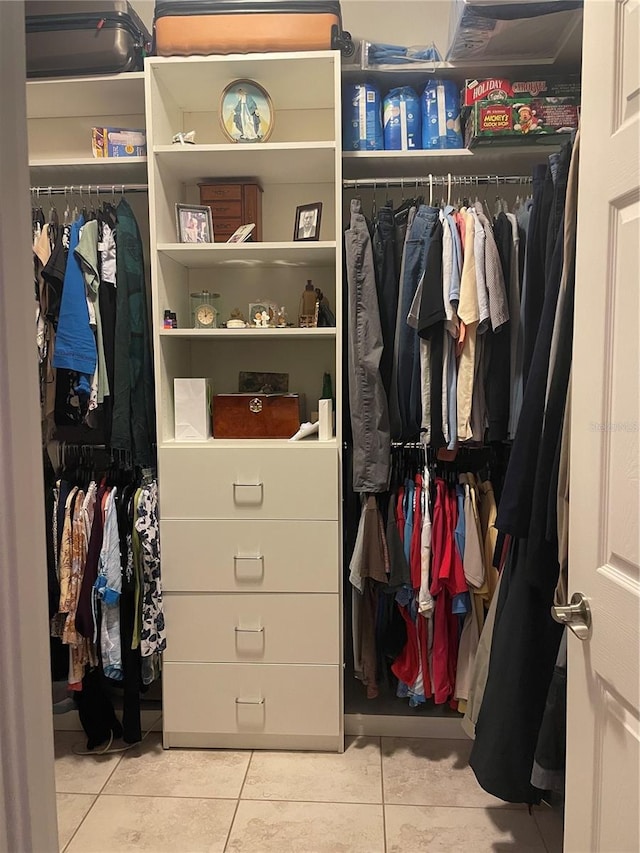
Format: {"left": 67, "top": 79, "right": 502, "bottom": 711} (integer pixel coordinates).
{"left": 522, "top": 165, "right": 552, "bottom": 388}
{"left": 111, "top": 199, "right": 156, "bottom": 466}
{"left": 372, "top": 204, "right": 399, "bottom": 398}
{"left": 394, "top": 205, "right": 440, "bottom": 440}
{"left": 52, "top": 216, "right": 96, "bottom": 388}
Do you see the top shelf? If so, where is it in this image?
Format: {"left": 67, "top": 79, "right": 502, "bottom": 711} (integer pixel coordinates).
{"left": 26, "top": 72, "right": 145, "bottom": 119}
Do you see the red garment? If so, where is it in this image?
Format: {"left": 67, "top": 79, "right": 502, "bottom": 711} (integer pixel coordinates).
{"left": 447, "top": 486, "right": 468, "bottom": 596}
{"left": 429, "top": 479, "right": 447, "bottom": 596}
{"left": 430, "top": 480, "right": 467, "bottom": 704}
{"left": 455, "top": 211, "right": 466, "bottom": 252}
{"left": 431, "top": 481, "right": 467, "bottom": 597}
{"left": 410, "top": 474, "right": 423, "bottom": 590}
{"left": 432, "top": 588, "right": 458, "bottom": 704}
{"left": 396, "top": 485, "right": 405, "bottom": 544}
{"left": 391, "top": 604, "right": 420, "bottom": 688}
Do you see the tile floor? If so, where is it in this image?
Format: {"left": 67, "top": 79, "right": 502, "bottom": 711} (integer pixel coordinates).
{"left": 55, "top": 731, "right": 564, "bottom": 853}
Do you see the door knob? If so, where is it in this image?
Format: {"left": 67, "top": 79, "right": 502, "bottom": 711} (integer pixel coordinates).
{"left": 552, "top": 592, "right": 591, "bottom": 640}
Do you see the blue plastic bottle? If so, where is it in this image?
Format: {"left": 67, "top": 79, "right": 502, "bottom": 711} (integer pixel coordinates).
{"left": 343, "top": 83, "right": 384, "bottom": 151}
{"left": 421, "top": 80, "right": 463, "bottom": 149}
{"left": 383, "top": 87, "right": 422, "bottom": 151}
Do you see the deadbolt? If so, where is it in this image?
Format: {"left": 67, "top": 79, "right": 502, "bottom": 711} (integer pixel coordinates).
{"left": 552, "top": 592, "right": 591, "bottom": 640}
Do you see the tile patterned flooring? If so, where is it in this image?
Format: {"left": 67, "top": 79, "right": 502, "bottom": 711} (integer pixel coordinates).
{"left": 55, "top": 732, "right": 563, "bottom": 852}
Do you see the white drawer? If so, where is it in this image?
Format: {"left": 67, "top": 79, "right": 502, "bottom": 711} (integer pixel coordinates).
{"left": 161, "top": 519, "right": 339, "bottom": 593}
{"left": 163, "top": 662, "right": 341, "bottom": 745}
{"left": 163, "top": 593, "right": 339, "bottom": 664}
{"left": 159, "top": 447, "right": 338, "bottom": 520}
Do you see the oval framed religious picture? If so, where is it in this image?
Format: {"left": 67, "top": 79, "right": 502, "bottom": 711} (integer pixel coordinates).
{"left": 220, "top": 79, "right": 274, "bottom": 144}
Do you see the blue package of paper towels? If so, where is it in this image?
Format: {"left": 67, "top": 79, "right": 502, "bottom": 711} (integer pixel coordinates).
{"left": 422, "top": 80, "right": 463, "bottom": 149}
{"left": 343, "top": 83, "right": 384, "bottom": 151}
{"left": 383, "top": 87, "right": 421, "bottom": 151}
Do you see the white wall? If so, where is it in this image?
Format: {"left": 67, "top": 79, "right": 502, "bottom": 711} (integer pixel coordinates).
{"left": 0, "top": 2, "right": 58, "bottom": 851}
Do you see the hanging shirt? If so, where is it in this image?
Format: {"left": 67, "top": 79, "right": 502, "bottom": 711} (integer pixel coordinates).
{"left": 52, "top": 216, "right": 97, "bottom": 384}
{"left": 470, "top": 208, "right": 490, "bottom": 334}
{"left": 457, "top": 210, "right": 480, "bottom": 441}
{"left": 75, "top": 219, "right": 110, "bottom": 405}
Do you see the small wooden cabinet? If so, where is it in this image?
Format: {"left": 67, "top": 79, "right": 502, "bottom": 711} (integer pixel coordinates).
{"left": 198, "top": 179, "right": 263, "bottom": 242}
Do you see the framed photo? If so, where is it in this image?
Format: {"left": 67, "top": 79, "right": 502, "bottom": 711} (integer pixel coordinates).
{"left": 294, "top": 202, "right": 323, "bottom": 242}
{"left": 220, "top": 79, "right": 274, "bottom": 144}
{"left": 175, "top": 204, "right": 213, "bottom": 244}
{"left": 227, "top": 223, "right": 256, "bottom": 244}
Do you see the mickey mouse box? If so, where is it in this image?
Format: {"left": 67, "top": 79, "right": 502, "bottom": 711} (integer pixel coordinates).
{"left": 464, "top": 97, "right": 579, "bottom": 147}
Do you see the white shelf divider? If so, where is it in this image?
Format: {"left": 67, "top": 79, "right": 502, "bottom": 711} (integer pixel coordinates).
{"left": 157, "top": 241, "right": 337, "bottom": 268}
{"left": 29, "top": 156, "right": 148, "bottom": 185}
{"left": 342, "top": 144, "right": 561, "bottom": 180}
{"left": 159, "top": 327, "right": 336, "bottom": 339}
{"left": 154, "top": 142, "right": 336, "bottom": 184}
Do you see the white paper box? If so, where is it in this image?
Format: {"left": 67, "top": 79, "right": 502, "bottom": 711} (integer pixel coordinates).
{"left": 174, "top": 378, "right": 211, "bottom": 441}
{"left": 318, "top": 398, "right": 333, "bottom": 442}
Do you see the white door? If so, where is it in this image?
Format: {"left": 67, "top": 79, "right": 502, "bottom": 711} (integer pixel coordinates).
{"left": 564, "top": 1, "right": 640, "bottom": 851}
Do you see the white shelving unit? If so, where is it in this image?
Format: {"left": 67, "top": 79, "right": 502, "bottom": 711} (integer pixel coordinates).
{"left": 146, "top": 51, "right": 343, "bottom": 752}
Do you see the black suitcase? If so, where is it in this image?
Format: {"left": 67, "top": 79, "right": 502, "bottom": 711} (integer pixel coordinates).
{"left": 25, "top": 1, "right": 151, "bottom": 78}
{"left": 154, "top": 0, "right": 355, "bottom": 58}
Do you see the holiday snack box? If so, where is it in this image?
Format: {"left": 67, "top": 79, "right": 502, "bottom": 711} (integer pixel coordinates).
{"left": 464, "top": 97, "right": 579, "bottom": 147}
{"left": 91, "top": 126, "right": 147, "bottom": 158}
{"left": 462, "top": 77, "right": 581, "bottom": 108}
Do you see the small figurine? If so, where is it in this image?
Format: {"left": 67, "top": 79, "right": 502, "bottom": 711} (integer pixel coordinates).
{"left": 226, "top": 307, "right": 247, "bottom": 329}
{"left": 254, "top": 310, "right": 270, "bottom": 327}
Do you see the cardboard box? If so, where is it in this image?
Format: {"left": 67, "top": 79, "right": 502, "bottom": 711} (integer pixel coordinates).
{"left": 465, "top": 97, "right": 579, "bottom": 147}
{"left": 92, "top": 127, "right": 147, "bottom": 158}
{"left": 462, "top": 77, "right": 581, "bottom": 108}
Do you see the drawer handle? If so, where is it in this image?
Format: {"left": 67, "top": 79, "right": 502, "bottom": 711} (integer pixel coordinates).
{"left": 234, "top": 626, "right": 264, "bottom": 634}
{"left": 233, "top": 482, "right": 264, "bottom": 504}
{"left": 233, "top": 555, "right": 264, "bottom": 579}
{"left": 235, "top": 697, "right": 265, "bottom": 706}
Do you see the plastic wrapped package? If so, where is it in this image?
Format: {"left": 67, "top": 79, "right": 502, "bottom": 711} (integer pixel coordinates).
{"left": 383, "top": 87, "right": 421, "bottom": 151}
{"left": 422, "top": 80, "right": 463, "bottom": 149}
{"left": 343, "top": 83, "right": 384, "bottom": 151}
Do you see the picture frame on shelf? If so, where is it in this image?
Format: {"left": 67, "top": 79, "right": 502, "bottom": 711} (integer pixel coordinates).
{"left": 220, "top": 79, "right": 274, "bottom": 144}
{"left": 175, "top": 204, "right": 214, "bottom": 244}
{"left": 227, "top": 223, "right": 256, "bottom": 244}
{"left": 294, "top": 202, "right": 322, "bottom": 242}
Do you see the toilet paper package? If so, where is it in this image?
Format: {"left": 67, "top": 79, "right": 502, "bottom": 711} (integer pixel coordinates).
{"left": 343, "top": 83, "right": 384, "bottom": 151}
{"left": 383, "top": 87, "right": 421, "bottom": 150}
{"left": 422, "top": 80, "right": 463, "bottom": 149}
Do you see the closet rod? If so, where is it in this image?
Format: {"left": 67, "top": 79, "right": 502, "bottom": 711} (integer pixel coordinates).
{"left": 29, "top": 183, "right": 148, "bottom": 196}
{"left": 343, "top": 174, "right": 532, "bottom": 190}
